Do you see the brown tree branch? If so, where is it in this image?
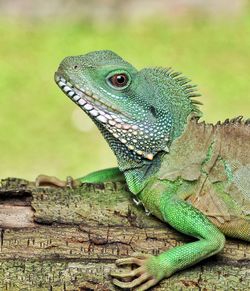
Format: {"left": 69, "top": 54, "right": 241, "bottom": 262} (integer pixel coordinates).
{"left": 0, "top": 178, "right": 249, "bottom": 290}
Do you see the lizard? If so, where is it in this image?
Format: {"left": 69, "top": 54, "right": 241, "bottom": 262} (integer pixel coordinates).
{"left": 36, "top": 50, "right": 250, "bottom": 290}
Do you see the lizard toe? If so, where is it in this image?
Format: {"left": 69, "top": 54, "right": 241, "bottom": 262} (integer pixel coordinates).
{"left": 112, "top": 272, "right": 152, "bottom": 289}
{"left": 35, "top": 174, "right": 67, "bottom": 188}
{"left": 111, "top": 254, "right": 159, "bottom": 290}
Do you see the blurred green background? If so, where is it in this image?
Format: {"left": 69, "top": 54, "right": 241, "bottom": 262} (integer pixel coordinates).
{"left": 0, "top": 0, "right": 249, "bottom": 180}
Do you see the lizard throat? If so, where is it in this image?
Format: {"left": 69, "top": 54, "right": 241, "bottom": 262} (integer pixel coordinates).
{"left": 55, "top": 73, "right": 157, "bottom": 160}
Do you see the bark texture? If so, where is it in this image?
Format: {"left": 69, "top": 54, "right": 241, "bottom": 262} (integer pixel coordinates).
{"left": 0, "top": 178, "right": 249, "bottom": 291}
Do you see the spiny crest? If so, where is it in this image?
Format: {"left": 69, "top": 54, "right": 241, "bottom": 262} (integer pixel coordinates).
{"left": 153, "top": 67, "right": 203, "bottom": 108}
{"left": 219, "top": 116, "right": 250, "bottom": 126}
{"left": 192, "top": 115, "right": 250, "bottom": 127}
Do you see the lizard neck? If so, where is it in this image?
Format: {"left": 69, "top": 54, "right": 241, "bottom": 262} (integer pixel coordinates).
{"left": 117, "top": 114, "right": 201, "bottom": 195}
{"left": 122, "top": 151, "right": 164, "bottom": 194}
{"left": 116, "top": 115, "right": 197, "bottom": 194}
{"left": 95, "top": 118, "right": 165, "bottom": 194}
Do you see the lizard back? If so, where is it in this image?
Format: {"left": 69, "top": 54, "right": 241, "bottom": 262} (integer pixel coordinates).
{"left": 157, "top": 117, "right": 250, "bottom": 232}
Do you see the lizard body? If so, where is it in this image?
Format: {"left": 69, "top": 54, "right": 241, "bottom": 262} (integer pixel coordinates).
{"left": 37, "top": 50, "right": 250, "bottom": 290}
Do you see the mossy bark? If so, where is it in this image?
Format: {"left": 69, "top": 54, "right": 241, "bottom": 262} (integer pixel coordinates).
{"left": 0, "top": 178, "right": 249, "bottom": 290}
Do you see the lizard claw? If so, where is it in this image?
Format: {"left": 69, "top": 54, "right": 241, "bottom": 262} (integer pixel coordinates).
{"left": 35, "top": 174, "right": 76, "bottom": 188}
{"left": 110, "top": 254, "right": 159, "bottom": 291}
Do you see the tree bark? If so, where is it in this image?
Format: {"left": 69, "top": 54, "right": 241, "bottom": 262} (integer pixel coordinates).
{"left": 0, "top": 178, "right": 249, "bottom": 290}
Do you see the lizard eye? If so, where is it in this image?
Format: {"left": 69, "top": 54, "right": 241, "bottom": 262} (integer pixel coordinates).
{"left": 108, "top": 73, "right": 130, "bottom": 88}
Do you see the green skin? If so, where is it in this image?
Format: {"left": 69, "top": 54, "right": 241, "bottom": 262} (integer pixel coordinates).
{"left": 36, "top": 50, "right": 250, "bottom": 290}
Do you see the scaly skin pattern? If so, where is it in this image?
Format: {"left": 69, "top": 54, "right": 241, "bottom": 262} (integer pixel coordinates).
{"left": 37, "top": 50, "right": 250, "bottom": 290}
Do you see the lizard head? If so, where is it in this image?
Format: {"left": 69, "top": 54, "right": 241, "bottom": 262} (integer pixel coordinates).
{"left": 55, "top": 50, "right": 201, "bottom": 170}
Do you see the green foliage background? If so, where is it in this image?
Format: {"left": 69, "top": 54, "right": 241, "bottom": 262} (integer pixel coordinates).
{"left": 0, "top": 15, "right": 249, "bottom": 179}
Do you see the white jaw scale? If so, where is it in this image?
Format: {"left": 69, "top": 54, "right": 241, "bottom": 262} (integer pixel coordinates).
{"left": 55, "top": 74, "right": 155, "bottom": 160}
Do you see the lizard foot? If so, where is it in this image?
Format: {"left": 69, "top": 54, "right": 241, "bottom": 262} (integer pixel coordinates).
{"left": 110, "top": 253, "right": 160, "bottom": 291}
{"left": 35, "top": 174, "right": 78, "bottom": 188}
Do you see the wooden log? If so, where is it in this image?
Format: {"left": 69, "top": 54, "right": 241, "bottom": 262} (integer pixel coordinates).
{"left": 0, "top": 178, "right": 249, "bottom": 290}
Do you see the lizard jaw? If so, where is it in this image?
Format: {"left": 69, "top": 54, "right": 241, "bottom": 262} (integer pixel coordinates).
{"left": 55, "top": 73, "right": 155, "bottom": 160}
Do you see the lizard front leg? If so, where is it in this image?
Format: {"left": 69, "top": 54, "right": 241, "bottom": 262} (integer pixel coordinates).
{"left": 36, "top": 167, "right": 124, "bottom": 188}
{"left": 111, "top": 185, "right": 225, "bottom": 290}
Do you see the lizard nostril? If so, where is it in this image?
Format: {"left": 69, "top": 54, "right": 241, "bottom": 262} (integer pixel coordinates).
{"left": 74, "top": 65, "right": 78, "bottom": 69}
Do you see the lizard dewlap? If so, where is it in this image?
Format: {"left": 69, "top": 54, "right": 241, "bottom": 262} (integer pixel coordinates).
{"left": 37, "top": 50, "right": 250, "bottom": 291}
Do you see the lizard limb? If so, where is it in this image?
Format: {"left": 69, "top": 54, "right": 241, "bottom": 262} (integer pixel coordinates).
{"left": 111, "top": 187, "right": 225, "bottom": 290}
{"left": 77, "top": 167, "right": 125, "bottom": 183}
{"left": 35, "top": 167, "right": 124, "bottom": 188}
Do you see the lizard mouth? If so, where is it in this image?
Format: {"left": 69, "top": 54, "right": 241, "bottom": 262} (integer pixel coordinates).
{"left": 55, "top": 73, "right": 130, "bottom": 124}
{"left": 55, "top": 73, "right": 154, "bottom": 160}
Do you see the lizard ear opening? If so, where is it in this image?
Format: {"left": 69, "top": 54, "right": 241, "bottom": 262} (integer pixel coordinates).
{"left": 149, "top": 106, "right": 157, "bottom": 118}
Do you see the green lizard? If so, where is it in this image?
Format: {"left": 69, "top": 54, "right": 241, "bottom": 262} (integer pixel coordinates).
{"left": 36, "top": 50, "right": 250, "bottom": 290}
